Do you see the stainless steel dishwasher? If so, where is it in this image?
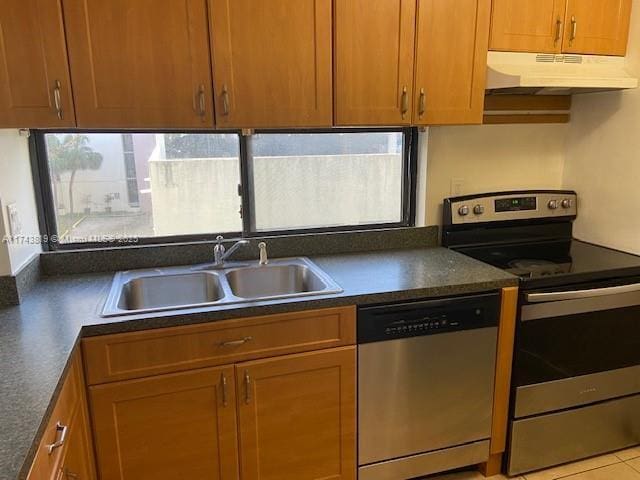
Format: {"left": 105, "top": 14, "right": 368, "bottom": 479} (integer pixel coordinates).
{"left": 358, "top": 293, "right": 500, "bottom": 480}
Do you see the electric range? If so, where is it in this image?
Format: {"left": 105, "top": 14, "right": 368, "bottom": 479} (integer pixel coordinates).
{"left": 442, "top": 190, "right": 640, "bottom": 476}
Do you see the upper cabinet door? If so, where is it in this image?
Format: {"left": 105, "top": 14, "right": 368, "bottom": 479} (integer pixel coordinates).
{"left": 236, "top": 347, "right": 356, "bottom": 480}
{"left": 413, "top": 0, "right": 491, "bottom": 125}
{"left": 0, "top": 0, "right": 75, "bottom": 128}
{"left": 62, "top": 0, "right": 214, "bottom": 128}
{"left": 563, "top": 0, "right": 632, "bottom": 55}
{"left": 334, "top": 0, "right": 416, "bottom": 126}
{"left": 490, "top": 0, "right": 567, "bottom": 53}
{"left": 209, "top": 0, "right": 332, "bottom": 128}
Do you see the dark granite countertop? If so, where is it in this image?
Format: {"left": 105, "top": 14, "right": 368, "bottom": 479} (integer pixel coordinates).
{"left": 0, "top": 247, "right": 517, "bottom": 480}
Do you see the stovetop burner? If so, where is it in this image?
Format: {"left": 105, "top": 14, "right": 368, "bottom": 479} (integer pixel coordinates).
{"left": 508, "top": 259, "right": 558, "bottom": 270}
{"left": 506, "top": 258, "right": 572, "bottom": 278}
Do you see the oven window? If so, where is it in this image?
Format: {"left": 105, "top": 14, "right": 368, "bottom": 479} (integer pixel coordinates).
{"left": 514, "top": 305, "right": 640, "bottom": 386}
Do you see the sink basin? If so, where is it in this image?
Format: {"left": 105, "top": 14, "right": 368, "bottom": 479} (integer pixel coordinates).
{"left": 226, "top": 264, "right": 329, "bottom": 299}
{"left": 117, "top": 272, "right": 224, "bottom": 312}
{"left": 102, "top": 257, "right": 342, "bottom": 317}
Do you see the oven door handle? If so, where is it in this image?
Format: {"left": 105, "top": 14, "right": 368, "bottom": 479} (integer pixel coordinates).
{"left": 526, "top": 282, "right": 640, "bottom": 303}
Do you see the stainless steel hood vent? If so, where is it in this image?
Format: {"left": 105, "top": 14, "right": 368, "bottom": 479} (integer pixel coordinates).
{"left": 486, "top": 51, "right": 638, "bottom": 95}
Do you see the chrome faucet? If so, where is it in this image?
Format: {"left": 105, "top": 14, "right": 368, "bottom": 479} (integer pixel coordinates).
{"left": 213, "top": 235, "right": 250, "bottom": 268}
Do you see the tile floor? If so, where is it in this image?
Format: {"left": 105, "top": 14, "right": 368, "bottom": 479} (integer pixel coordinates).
{"left": 428, "top": 446, "right": 640, "bottom": 480}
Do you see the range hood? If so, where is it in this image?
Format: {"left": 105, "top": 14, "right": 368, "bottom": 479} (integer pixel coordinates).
{"left": 486, "top": 51, "right": 638, "bottom": 95}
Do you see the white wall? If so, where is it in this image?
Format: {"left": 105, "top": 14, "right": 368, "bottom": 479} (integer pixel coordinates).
{"left": 425, "top": 124, "right": 568, "bottom": 225}
{"left": 0, "top": 129, "right": 41, "bottom": 275}
{"left": 563, "top": 0, "right": 640, "bottom": 254}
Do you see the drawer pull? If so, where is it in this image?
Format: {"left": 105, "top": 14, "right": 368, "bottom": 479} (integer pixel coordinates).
{"left": 47, "top": 422, "right": 68, "bottom": 454}
{"left": 554, "top": 17, "right": 563, "bottom": 45}
{"left": 65, "top": 469, "right": 79, "bottom": 479}
{"left": 400, "top": 86, "right": 409, "bottom": 118}
{"left": 53, "top": 80, "right": 63, "bottom": 120}
{"left": 221, "top": 372, "right": 228, "bottom": 407}
{"left": 221, "top": 84, "right": 230, "bottom": 116}
{"left": 244, "top": 371, "right": 252, "bottom": 404}
{"left": 220, "top": 336, "right": 253, "bottom": 347}
{"left": 197, "top": 84, "right": 206, "bottom": 118}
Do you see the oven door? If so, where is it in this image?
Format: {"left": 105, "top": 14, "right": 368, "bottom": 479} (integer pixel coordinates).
{"left": 513, "top": 280, "right": 640, "bottom": 418}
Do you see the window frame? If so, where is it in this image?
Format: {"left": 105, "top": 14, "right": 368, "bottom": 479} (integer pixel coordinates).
{"left": 30, "top": 127, "right": 418, "bottom": 251}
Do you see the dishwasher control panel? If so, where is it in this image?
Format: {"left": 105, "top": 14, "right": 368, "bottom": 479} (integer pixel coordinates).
{"left": 357, "top": 292, "right": 500, "bottom": 344}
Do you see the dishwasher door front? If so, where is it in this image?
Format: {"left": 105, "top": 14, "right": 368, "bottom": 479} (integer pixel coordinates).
{"left": 358, "top": 326, "right": 498, "bottom": 466}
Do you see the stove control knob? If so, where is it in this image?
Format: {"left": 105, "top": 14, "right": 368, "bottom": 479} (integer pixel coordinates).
{"left": 458, "top": 205, "right": 470, "bottom": 216}
{"left": 548, "top": 200, "right": 559, "bottom": 210}
{"left": 473, "top": 204, "right": 485, "bottom": 215}
{"left": 561, "top": 199, "right": 572, "bottom": 209}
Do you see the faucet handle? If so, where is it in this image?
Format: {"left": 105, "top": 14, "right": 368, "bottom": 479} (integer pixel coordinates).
{"left": 258, "top": 242, "right": 268, "bottom": 266}
{"left": 215, "top": 235, "right": 224, "bottom": 245}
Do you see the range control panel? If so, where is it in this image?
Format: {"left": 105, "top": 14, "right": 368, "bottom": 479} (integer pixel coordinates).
{"left": 495, "top": 196, "right": 537, "bottom": 212}
{"left": 444, "top": 191, "right": 577, "bottom": 225}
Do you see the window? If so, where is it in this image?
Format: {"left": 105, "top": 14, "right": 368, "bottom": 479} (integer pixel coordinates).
{"left": 32, "top": 129, "right": 416, "bottom": 249}
{"left": 247, "top": 132, "right": 405, "bottom": 232}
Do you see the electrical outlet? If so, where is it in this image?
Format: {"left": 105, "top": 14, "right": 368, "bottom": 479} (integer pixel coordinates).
{"left": 450, "top": 178, "right": 465, "bottom": 196}
{"left": 7, "top": 203, "right": 22, "bottom": 236}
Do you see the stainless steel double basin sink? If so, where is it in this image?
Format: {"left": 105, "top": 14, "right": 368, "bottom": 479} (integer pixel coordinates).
{"left": 102, "top": 257, "right": 343, "bottom": 317}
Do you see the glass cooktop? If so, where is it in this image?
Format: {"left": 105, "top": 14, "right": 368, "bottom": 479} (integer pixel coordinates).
{"left": 456, "top": 239, "right": 640, "bottom": 288}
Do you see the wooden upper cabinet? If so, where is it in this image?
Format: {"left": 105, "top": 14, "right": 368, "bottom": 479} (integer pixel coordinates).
{"left": 209, "top": 0, "right": 332, "bottom": 128}
{"left": 0, "top": 0, "right": 75, "bottom": 128}
{"left": 90, "top": 366, "right": 239, "bottom": 480}
{"left": 413, "top": 0, "right": 491, "bottom": 125}
{"left": 62, "top": 0, "right": 214, "bottom": 128}
{"left": 236, "top": 347, "right": 356, "bottom": 480}
{"left": 563, "top": 0, "right": 632, "bottom": 55}
{"left": 334, "top": 0, "right": 416, "bottom": 126}
{"left": 490, "top": 0, "right": 567, "bottom": 53}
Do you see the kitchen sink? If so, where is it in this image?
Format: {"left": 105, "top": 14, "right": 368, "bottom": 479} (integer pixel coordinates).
{"left": 117, "top": 272, "right": 225, "bottom": 311}
{"left": 225, "top": 264, "right": 330, "bottom": 299}
{"left": 102, "top": 257, "right": 342, "bottom": 317}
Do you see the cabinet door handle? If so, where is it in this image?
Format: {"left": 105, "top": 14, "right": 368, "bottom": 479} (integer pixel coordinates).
{"left": 197, "top": 85, "right": 206, "bottom": 118}
{"left": 53, "top": 80, "right": 63, "bottom": 120}
{"left": 65, "top": 469, "right": 79, "bottom": 479}
{"left": 570, "top": 16, "right": 577, "bottom": 44}
{"left": 47, "top": 422, "right": 68, "bottom": 454}
{"left": 221, "top": 85, "right": 230, "bottom": 116}
{"left": 244, "top": 371, "right": 251, "bottom": 404}
{"left": 219, "top": 336, "right": 253, "bottom": 347}
{"left": 418, "top": 88, "right": 426, "bottom": 117}
{"left": 554, "top": 17, "right": 563, "bottom": 45}
{"left": 221, "top": 372, "right": 228, "bottom": 407}
{"left": 400, "top": 86, "right": 408, "bottom": 118}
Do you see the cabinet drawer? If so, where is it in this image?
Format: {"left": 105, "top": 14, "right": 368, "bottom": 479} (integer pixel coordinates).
{"left": 83, "top": 306, "right": 356, "bottom": 385}
{"left": 27, "top": 354, "right": 82, "bottom": 480}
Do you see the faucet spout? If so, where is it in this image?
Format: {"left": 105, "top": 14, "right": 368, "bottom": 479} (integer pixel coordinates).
{"left": 213, "top": 236, "right": 250, "bottom": 267}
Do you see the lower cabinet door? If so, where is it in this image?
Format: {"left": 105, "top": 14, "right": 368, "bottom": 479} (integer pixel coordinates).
{"left": 236, "top": 346, "right": 356, "bottom": 480}
{"left": 60, "top": 404, "right": 97, "bottom": 480}
{"left": 89, "top": 366, "right": 239, "bottom": 480}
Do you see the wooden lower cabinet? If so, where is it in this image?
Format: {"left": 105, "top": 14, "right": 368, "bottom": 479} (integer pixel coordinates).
{"left": 89, "top": 365, "right": 239, "bottom": 480}
{"left": 236, "top": 346, "right": 356, "bottom": 480}
{"left": 27, "top": 351, "right": 96, "bottom": 480}
{"left": 88, "top": 346, "right": 356, "bottom": 480}
{"left": 59, "top": 404, "right": 97, "bottom": 480}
